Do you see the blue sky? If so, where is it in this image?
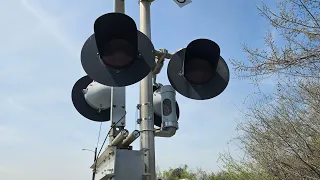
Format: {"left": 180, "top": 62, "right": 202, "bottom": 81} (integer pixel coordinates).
{"left": 0, "top": 0, "right": 278, "bottom": 179}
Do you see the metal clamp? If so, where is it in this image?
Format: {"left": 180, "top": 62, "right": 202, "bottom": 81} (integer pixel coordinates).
{"left": 136, "top": 118, "right": 142, "bottom": 124}
{"left": 141, "top": 117, "right": 152, "bottom": 120}
{"left": 136, "top": 102, "right": 151, "bottom": 109}
{"left": 162, "top": 121, "right": 179, "bottom": 129}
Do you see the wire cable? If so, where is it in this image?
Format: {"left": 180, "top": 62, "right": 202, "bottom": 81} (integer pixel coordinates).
{"left": 92, "top": 122, "right": 102, "bottom": 180}
{"left": 92, "top": 111, "right": 127, "bottom": 175}
{"left": 97, "top": 111, "right": 126, "bottom": 156}
{"left": 95, "top": 122, "right": 103, "bottom": 150}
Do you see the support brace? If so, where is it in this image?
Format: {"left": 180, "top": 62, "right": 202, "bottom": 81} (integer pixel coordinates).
{"left": 109, "top": 87, "right": 126, "bottom": 144}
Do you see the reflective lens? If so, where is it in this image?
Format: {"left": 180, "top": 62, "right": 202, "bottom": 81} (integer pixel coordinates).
{"left": 184, "top": 58, "right": 214, "bottom": 85}
{"left": 101, "top": 39, "right": 135, "bottom": 70}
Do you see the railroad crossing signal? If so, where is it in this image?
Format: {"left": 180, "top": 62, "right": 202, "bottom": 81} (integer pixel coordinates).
{"left": 81, "top": 13, "right": 155, "bottom": 87}
{"left": 168, "top": 39, "right": 230, "bottom": 100}
{"left": 72, "top": 11, "right": 229, "bottom": 120}
{"left": 71, "top": 5, "right": 230, "bottom": 180}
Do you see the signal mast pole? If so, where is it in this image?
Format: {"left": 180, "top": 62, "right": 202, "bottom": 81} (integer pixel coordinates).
{"left": 139, "top": 1, "right": 156, "bottom": 180}
{"left": 114, "top": 0, "right": 124, "bottom": 13}
{"left": 113, "top": 0, "right": 156, "bottom": 179}
{"left": 107, "top": 0, "right": 126, "bottom": 144}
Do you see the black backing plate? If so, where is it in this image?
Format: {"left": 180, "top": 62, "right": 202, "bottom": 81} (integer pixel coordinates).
{"left": 81, "top": 31, "right": 155, "bottom": 87}
{"left": 71, "top": 76, "right": 110, "bottom": 122}
{"left": 94, "top": 13, "right": 138, "bottom": 58}
{"left": 167, "top": 49, "right": 230, "bottom": 100}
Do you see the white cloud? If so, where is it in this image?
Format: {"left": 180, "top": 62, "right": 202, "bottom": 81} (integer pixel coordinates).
{"left": 21, "top": 0, "right": 78, "bottom": 55}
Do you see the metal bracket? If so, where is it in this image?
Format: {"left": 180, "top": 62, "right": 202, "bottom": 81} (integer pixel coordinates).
{"left": 140, "top": 148, "right": 149, "bottom": 153}
{"left": 111, "top": 87, "right": 126, "bottom": 127}
{"left": 152, "top": 49, "right": 173, "bottom": 85}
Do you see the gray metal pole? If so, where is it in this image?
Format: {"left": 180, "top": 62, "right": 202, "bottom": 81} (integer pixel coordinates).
{"left": 108, "top": 0, "right": 126, "bottom": 145}
{"left": 115, "top": 0, "right": 125, "bottom": 13}
{"left": 139, "top": 1, "right": 156, "bottom": 180}
{"left": 92, "top": 148, "right": 97, "bottom": 180}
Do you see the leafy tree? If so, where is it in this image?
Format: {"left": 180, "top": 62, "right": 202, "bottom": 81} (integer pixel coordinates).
{"left": 158, "top": 164, "right": 271, "bottom": 180}
{"left": 157, "top": 165, "right": 226, "bottom": 180}
{"left": 222, "top": 0, "right": 320, "bottom": 179}
{"left": 222, "top": 81, "right": 320, "bottom": 179}
{"left": 159, "top": 1, "right": 320, "bottom": 179}
{"left": 231, "top": 0, "right": 320, "bottom": 82}
{"left": 158, "top": 165, "right": 197, "bottom": 180}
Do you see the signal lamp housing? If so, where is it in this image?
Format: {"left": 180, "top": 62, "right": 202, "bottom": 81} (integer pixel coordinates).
{"left": 81, "top": 13, "right": 155, "bottom": 87}
{"left": 167, "top": 39, "right": 230, "bottom": 100}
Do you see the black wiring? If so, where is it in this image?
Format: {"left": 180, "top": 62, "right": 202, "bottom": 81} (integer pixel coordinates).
{"left": 92, "top": 111, "right": 127, "bottom": 174}
{"left": 95, "top": 122, "right": 103, "bottom": 149}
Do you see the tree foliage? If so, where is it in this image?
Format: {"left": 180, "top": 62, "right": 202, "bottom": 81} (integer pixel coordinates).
{"left": 157, "top": 165, "right": 224, "bottom": 180}
{"left": 157, "top": 163, "right": 271, "bottom": 180}
{"left": 159, "top": 1, "right": 320, "bottom": 179}
{"left": 220, "top": 81, "right": 320, "bottom": 179}
{"left": 231, "top": 0, "right": 320, "bottom": 81}
{"left": 222, "top": 0, "right": 320, "bottom": 179}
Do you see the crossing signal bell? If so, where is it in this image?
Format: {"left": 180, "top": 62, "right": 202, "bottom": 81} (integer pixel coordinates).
{"left": 81, "top": 13, "right": 155, "bottom": 87}
{"left": 167, "top": 39, "right": 230, "bottom": 100}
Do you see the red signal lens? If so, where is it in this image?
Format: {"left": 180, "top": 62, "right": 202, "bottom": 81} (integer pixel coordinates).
{"left": 184, "top": 58, "right": 214, "bottom": 85}
{"left": 101, "top": 39, "right": 135, "bottom": 70}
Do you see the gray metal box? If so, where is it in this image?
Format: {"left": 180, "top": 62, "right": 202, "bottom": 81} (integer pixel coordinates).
{"left": 91, "top": 146, "right": 145, "bottom": 180}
